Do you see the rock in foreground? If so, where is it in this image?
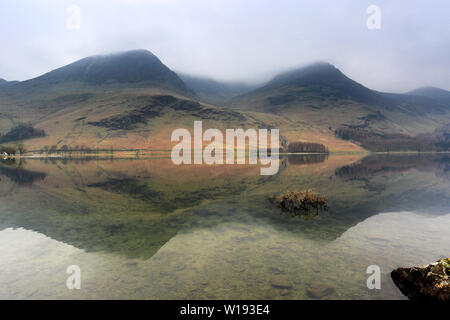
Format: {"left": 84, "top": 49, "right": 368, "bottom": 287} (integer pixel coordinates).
{"left": 391, "top": 258, "right": 450, "bottom": 300}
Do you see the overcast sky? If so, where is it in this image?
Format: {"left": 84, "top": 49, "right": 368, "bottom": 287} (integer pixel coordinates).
{"left": 0, "top": 0, "right": 449, "bottom": 92}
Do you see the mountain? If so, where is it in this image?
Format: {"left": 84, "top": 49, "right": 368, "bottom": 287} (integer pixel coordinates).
{"left": 230, "top": 62, "right": 392, "bottom": 114}
{"left": 178, "top": 73, "right": 257, "bottom": 105}
{"left": 1, "top": 52, "right": 448, "bottom": 154}
{"left": 19, "top": 49, "right": 195, "bottom": 97}
{"left": 0, "top": 50, "right": 281, "bottom": 152}
{"left": 407, "top": 87, "right": 450, "bottom": 106}
{"left": 0, "top": 78, "right": 19, "bottom": 86}
{"left": 230, "top": 62, "right": 450, "bottom": 138}
{"left": 260, "top": 62, "right": 387, "bottom": 106}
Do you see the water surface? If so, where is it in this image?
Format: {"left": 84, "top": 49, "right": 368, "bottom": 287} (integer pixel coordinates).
{"left": 0, "top": 154, "right": 449, "bottom": 299}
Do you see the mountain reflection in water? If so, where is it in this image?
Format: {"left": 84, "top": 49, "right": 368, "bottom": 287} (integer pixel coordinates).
{"left": 0, "top": 154, "right": 448, "bottom": 299}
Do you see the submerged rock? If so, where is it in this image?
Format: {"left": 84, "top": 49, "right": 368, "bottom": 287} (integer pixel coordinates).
{"left": 270, "top": 275, "right": 292, "bottom": 289}
{"left": 280, "top": 289, "right": 291, "bottom": 296}
{"left": 200, "top": 280, "right": 210, "bottom": 286}
{"left": 391, "top": 258, "right": 450, "bottom": 300}
{"left": 306, "top": 284, "right": 335, "bottom": 299}
{"left": 264, "top": 289, "right": 278, "bottom": 299}
{"left": 269, "top": 266, "right": 284, "bottom": 274}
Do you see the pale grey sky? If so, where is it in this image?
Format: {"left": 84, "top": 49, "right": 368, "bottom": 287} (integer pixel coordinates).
{"left": 0, "top": 0, "right": 449, "bottom": 92}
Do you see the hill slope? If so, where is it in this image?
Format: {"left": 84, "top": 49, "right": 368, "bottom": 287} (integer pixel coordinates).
{"left": 230, "top": 62, "right": 450, "bottom": 138}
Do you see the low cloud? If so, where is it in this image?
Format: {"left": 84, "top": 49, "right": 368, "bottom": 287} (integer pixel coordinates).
{"left": 0, "top": 0, "right": 449, "bottom": 92}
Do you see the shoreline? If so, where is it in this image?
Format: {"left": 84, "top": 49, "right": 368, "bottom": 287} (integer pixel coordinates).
{"left": 2, "top": 149, "right": 449, "bottom": 160}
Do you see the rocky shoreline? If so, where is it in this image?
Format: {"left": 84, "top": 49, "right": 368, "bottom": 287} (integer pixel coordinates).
{"left": 391, "top": 258, "right": 449, "bottom": 300}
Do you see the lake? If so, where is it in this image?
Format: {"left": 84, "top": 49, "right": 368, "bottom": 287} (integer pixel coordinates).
{"left": 0, "top": 153, "right": 449, "bottom": 299}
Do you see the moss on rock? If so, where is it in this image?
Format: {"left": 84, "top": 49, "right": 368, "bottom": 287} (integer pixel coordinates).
{"left": 391, "top": 258, "right": 450, "bottom": 300}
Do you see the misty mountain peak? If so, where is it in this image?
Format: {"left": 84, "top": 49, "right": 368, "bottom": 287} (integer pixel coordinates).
{"left": 267, "top": 62, "right": 342, "bottom": 87}
{"left": 240, "top": 61, "right": 388, "bottom": 107}
{"left": 24, "top": 49, "right": 194, "bottom": 95}
{"left": 408, "top": 86, "right": 449, "bottom": 96}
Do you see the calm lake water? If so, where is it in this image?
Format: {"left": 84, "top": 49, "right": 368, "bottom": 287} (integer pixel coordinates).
{"left": 0, "top": 153, "right": 449, "bottom": 299}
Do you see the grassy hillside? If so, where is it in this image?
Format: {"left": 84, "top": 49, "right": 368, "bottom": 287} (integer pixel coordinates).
{"left": 0, "top": 87, "right": 259, "bottom": 151}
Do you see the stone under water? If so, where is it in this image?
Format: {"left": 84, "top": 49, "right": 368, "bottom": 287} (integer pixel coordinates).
{"left": 270, "top": 275, "right": 292, "bottom": 289}
{"left": 306, "top": 283, "right": 335, "bottom": 299}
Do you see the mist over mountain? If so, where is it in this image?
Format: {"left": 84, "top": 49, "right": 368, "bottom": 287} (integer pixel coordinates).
{"left": 19, "top": 50, "right": 195, "bottom": 97}
{"left": 178, "top": 73, "right": 257, "bottom": 105}
{"left": 407, "top": 87, "right": 450, "bottom": 106}
{"left": 232, "top": 62, "right": 449, "bottom": 114}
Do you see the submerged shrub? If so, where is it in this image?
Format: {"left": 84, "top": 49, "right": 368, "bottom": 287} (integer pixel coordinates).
{"left": 269, "top": 189, "right": 328, "bottom": 217}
